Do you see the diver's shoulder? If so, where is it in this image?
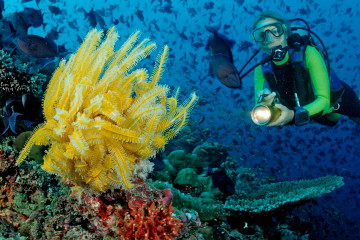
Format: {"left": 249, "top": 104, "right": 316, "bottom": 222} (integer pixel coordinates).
{"left": 254, "top": 65, "right": 263, "bottom": 74}
{"left": 305, "top": 45, "right": 322, "bottom": 56}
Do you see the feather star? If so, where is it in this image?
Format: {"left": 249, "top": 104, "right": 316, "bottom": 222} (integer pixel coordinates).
{"left": 16, "top": 26, "right": 198, "bottom": 194}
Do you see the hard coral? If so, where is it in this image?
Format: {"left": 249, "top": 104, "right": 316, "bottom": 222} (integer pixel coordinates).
{"left": 117, "top": 201, "right": 183, "bottom": 240}
{"left": 16, "top": 26, "right": 198, "bottom": 193}
{"left": 224, "top": 175, "right": 345, "bottom": 214}
{"left": 0, "top": 50, "right": 46, "bottom": 106}
{"left": 0, "top": 146, "right": 16, "bottom": 173}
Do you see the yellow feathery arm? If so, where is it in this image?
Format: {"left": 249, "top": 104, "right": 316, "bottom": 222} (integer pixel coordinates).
{"left": 86, "top": 27, "right": 118, "bottom": 85}
{"left": 141, "top": 113, "right": 160, "bottom": 147}
{"left": 67, "top": 84, "right": 87, "bottom": 121}
{"left": 166, "top": 88, "right": 180, "bottom": 113}
{"left": 43, "top": 60, "right": 67, "bottom": 119}
{"left": 133, "top": 106, "right": 163, "bottom": 122}
{"left": 83, "top": 95, "right": 104, "bottom": 117}
{"left": 16, "top": 124, "right": 49, "bottom": 165}
{"left": 96, "top": 42, "right": 154, "bottom": 94}
{"left": 72, "top": 29, "right": 103, "bottom": 73}
{"left": 115, "top": 41, "right": 156, "bottom": 77}
{"left": 127, "top": 86, "right": 169, "bottom": 117}
{"left": 62, "top": 32, "right": 102, "bottom": 104}
{"left": 108, "top": 144, "right": 133, "bottom": 188}
{"left": 101, "top": 92, "right": 126, "bottom": 124}
{"left": 127, "top": 38, "right": 155, "bottom": 60}
{"left": 101, "top": 122, "right": 140, "bottom": 143}
{"left": 168, "top": 92, "right": 198, "bottom": 124}
{"left": 149, "top": 45, "right": 168, "bottom": 88}
{"left": 105, "top": 30, "right": 141, "bottom": 73}
{"left": 157, "top": 92, "right": 198, "bottom": 133}
{"left": 115, "top": 69, "right": 149, "bottom": 96}
{"left": 96, "top": 97, "right": 123, "bottom": 123}
{"left": 164, "top": 113, "right": 187, "bottom": 140}
{"left": 68, "top": 130, "right": 90, "bottom": 155}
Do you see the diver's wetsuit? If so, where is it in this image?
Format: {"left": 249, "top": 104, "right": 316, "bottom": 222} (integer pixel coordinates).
{"left": 254, "top": 46, "right": 360, "bottom": 125}
{"left": 333, "top": 81, "right": 360, "bottom": 118}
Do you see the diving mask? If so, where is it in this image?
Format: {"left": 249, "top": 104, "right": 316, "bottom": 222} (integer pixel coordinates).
{"left": 252, "top": 22, "right": 285, "bottom": 42}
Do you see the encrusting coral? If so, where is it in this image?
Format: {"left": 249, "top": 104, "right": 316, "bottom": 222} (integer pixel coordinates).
{"left": 16, "top": 26, "right": 198, "bottom": 193}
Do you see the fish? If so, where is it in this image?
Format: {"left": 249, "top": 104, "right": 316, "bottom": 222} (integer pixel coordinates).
{"left": 22, "top": 8, "right": 43, "bottom": 28}
{"left": 21, "top": 93, "right": 43, "bottom": 123}
{"left": 204, "top": 2, "right": 214, "bottom": 10}
{"left": 17, "top": 35, "right": 58, "bottom": 58}
{"left": 0, "top": 20, "right": 16, "bottom": 46}
{"left": 17, "top": 35, "right": 59, "bottom": 68}
{"left": 1, "top": 93, "right": 43, "bottom": 135}
{"left": 240, "top": 40, "right": 253, "bottom": 51}
{"left": 135, "top": 8, "right": 145, "bottom": 23}
{"left": 149, "top": 155, "right": 165, "bottom": 171}
{"left": 206, "top": 24, "right": 241, "bottom": 88}
{"left": 45, "top": 29, "right": 59, "bottom": 40}
{"left": 48, "top": 6, "right": 62, "bottom": 15}
{"left": 206, "top": 167, "right": 235, "bottom": 198}
{"left": 83, "top": 8, "right": 97, "bottom": 28}
{"left": 2, "top": 99, "right": 23, "bottom": 135}
{"left": 8, "top": 8, "right": 44, "bottom": 37}
{"left": 11, "top": 12, "right": 29, "bottom": 36}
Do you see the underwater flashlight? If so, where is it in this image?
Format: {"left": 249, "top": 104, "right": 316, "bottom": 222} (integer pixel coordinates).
{"left": 251, "top": 104, "right": 281, "bottom": 126}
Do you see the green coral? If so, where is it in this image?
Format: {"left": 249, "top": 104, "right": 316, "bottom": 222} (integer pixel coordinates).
{"left": 151, "top": 180, "right": 225, "bottom": 221}
{"left": 224, "top": 175, "right": 344, "bottom": 213}
{"left": 0, "top": 50, "right": 47, "bottom": 106}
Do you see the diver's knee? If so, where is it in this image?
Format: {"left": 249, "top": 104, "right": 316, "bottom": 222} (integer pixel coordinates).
{"left": 350, "top": 117, "right": 360, "bottom": 125}
{"left": 326, "top": 113, "right": 342, "bottom": 122}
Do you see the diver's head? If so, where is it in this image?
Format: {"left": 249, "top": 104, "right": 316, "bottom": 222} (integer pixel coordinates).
{"left": 252, "top": 12, "right": 291, "bottom": 55}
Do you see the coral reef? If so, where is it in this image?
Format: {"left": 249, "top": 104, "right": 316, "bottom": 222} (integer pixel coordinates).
{"left": 224, "top": 175, "right": 344, "bottom": 214}
{"left": 16, "top": 27, "right": 198, "bottom": 193}
{"left": 117, "top": 201, "right": 182, "bottom": 239}
{"left": 148, "top": 135, "right": 343, "bottom": 239}
{"left": 0, "top": 50, "right": 46, "bottom": 106}
{"left": 0, "top": 129, "right": 342, "bottom": 239}
{"left": 0, "top": 147, "right": 184, "bottom": 239}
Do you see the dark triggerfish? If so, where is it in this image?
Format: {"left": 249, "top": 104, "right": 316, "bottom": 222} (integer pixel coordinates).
{"left": 17, "top": 35, "right": 58, "bottom": 59}
{"left": 206, "top": 25, "right": 241, "bottom": 88}
{"left": 206, "top": 167, "right": 235, "bottom": 198}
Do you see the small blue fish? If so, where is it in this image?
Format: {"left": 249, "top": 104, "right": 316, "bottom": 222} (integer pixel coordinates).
{"left": 2, "top": 99, "right": 23, "bottom": 135}
{"left": 2, "top": 94, "right": 42, "bottom": 135}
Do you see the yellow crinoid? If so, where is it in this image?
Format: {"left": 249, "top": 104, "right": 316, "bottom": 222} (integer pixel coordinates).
{"left": 16, "top": 27, "right": 198, "bottom": 193}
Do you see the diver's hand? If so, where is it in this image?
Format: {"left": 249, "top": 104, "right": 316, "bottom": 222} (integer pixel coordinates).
{"left": 267, "top": 104, "right": 294, "bottom": 127}
{"left": 257, "top": 89, "right": 276, "bottom": 107}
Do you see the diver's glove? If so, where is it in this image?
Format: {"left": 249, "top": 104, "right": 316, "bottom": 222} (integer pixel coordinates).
{"left": 267, "top": 104, "right": 295, "bottom": 127}
{"left": 256, "top": 88, "right": 276, "bottom": 107}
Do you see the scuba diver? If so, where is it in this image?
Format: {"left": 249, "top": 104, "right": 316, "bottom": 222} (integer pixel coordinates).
{"left": 250, "top": 12, "right": 360, "bottom": 127}
{"left": 209, "top": 12, "right": 360, "bottom": 127}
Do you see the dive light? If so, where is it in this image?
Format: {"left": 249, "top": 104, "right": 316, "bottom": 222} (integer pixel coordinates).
{"left": 251, "top": 104, "right": 281, "bottom": 126}
{"left": 251, "top": 94, "right": 281, "bottom": 125}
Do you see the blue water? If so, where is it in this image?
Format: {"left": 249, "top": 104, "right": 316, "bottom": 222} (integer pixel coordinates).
{"left": 3, "top": 0, "right": 360, "bottom": 239}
